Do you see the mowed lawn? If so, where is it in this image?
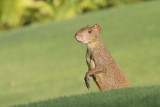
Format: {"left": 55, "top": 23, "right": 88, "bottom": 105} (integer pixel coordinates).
{"left": 0, "top": 1, "right": 160, "bottom": 106}
{"left": 15, "top": 85, "right": 160, "bottom": 107}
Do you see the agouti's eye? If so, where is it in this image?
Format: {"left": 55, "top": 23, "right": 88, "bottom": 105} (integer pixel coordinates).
{"left": 88, "top": 30, "right": 92, "bottom": 33}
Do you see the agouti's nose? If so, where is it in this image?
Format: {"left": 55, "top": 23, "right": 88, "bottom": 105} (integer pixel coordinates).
{"left": 75, "top": 35, "right": 83, "bottom": 42}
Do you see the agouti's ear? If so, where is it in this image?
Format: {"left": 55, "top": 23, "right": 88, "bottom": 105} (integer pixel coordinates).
{"left": 93, "top": 24, "right": 101, "bottom": 33}
{"left": 87, "top": 24, "right": 90, "bottom": 27}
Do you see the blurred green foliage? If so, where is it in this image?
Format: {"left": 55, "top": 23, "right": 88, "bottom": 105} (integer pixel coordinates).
{"left": 0, "top": 0, "right": 54, "bottom": 31}
{"left": 0, "top": 0, "right": 145, "bottom": 31}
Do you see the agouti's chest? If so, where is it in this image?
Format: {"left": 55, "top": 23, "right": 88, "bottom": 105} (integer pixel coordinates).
{"left": 86, "top": 51, "right": 96, "bottom": 69}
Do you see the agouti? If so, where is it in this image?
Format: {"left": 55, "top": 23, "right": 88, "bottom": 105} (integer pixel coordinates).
{"left": 75, "top": 24, "right": 131, "bottom": 91}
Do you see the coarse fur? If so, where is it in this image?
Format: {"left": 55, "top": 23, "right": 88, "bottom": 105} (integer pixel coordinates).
{"left": 75, "top": 24, "right": 131, "bottom": 91}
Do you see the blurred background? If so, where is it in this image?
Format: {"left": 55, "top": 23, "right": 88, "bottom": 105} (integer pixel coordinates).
{"left": 0, "top": 0, "right": 160, "bottom": 106}
{"left": 0, "top": 0, "right": 145, "bottom": 32}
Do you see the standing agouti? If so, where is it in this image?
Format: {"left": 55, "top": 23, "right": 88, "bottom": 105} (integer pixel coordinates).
{"left": 75, "top": 24, "right": 131, "bottom": 91}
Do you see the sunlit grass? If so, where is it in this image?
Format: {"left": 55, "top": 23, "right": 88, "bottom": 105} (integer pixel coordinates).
{"left": 0, "top": 1, "right": 160, "bottom": 106}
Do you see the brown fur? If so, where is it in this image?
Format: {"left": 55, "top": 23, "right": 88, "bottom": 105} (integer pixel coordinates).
{"left": 75, "top": 24, "right": 131, "bottom": 91}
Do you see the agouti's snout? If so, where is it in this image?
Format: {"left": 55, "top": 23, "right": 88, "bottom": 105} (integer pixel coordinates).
{"left": 75, "top": 34, "right": 87, "bottom": 44}
{"left": 75, "top": 34, "right": 82, "bottom": 42}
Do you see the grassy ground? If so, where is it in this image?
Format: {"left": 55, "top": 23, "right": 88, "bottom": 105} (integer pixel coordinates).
{"left": 14, "top": 85, "right": 160, "bottom": 107}
{"left": 0, "top": 1, "right": 160, "bottom": 106}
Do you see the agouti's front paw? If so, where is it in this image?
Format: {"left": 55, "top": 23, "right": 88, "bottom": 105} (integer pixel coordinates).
{"left": 84, "top": 73, "right": 90, "bottom": 89}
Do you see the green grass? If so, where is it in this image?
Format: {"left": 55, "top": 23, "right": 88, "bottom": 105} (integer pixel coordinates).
{"left": 0, "top": 1, "right": 160, "bottom": 106}
{"left": 14, "top": 85, "right": 160, "bottom": 107}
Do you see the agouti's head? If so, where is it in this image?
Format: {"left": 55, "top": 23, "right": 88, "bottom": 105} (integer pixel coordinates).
{"left": 75, "top": 24, "right": 101, "bottom": 44}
